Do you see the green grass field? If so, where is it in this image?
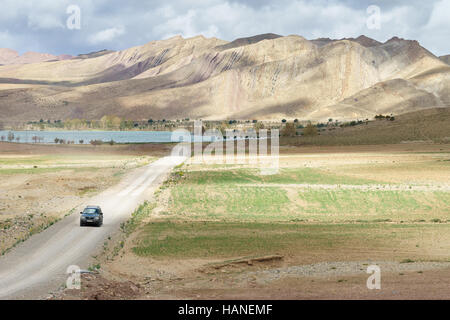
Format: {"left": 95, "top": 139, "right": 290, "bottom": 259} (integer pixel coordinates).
{"left": 129, "top": 151, "right": 450, "bottom": 264}
{"left": 177, "top": 167, "right": 381, "bottom": 185}
{"left": 165, "top": 167, "right": 449, "bottom": 222}
{"left": 132, "top": 219, "right": 450, "bottom": 263}
{"left": 296, "top": 189, "right": 450, "bottom": 221}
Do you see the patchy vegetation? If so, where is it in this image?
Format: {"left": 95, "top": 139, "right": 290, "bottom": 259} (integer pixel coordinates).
{"left": 132, "top": 220, "right": 450, "bottom": 263}
{"left": 281, "top": 108, "right": 450, "bottom": 146}
{"left": 0, "top": 144, "right": 160, "bottom": 254}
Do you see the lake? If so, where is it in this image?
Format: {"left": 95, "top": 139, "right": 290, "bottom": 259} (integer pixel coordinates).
{"left": 0, "top": 130, "right": 181, "bottom": 144}
{"left": 0, "top": 130, "right": 249, "bottom": 144}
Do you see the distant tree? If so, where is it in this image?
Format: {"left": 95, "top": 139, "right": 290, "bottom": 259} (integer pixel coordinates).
{"left": 252, "top": 120, "right": 258, "bottom": 123}
{"left": 254, "top": 122, "right": 265, "bottom": 132}
{"left": 125, "top": 120, "right": 134, "bottom": 129}
{"left": 0, "top": 136, "right": 5, "bottom": 142}
{"left": 148, "top": 119, "right": 154, "bottom": 124}
{"left": 7, "top": 132, "right": 15, "bottom": 142}
{"left": 32, "top": 136, "right": 38, "bottom": 143}
{"left": 79, "top": 139, "right": 84, "bottom": 144}
{"left": 281, "top": 122, "right": 296, "bottom": 137}
{"left": 54, "top": 138, "right": 60, "bottom": 144}
{"left": 99, "top": 115, "right": 121, "bottom": 129}
{"left": 108, "top": 139, "right": 115, "bottom": 145}
{"left": 281, "top": 119, "right": 287, "bottom": 123}
{"left": 294, "top": 119, "right": 299, "bottom": 123}
{"left": 303, "top": 122, "right": 318, "bottom": 136}
{"left": 90, "top": 140, "right": 103, "bottom": 146}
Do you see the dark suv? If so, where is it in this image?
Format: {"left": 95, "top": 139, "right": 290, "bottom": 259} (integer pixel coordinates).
{"left": 80, "top": 206, "right": 103, "bottom": 227}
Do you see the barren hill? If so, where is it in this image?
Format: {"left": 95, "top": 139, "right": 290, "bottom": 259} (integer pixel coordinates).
{"left": 0, "top": 49, "right": 72, "bottom": 65}
{"left": 440, "top": 55, "right": 450, "bottom": 65}
{"left": 0, "top": 34, "right": 448, "bottom": 123}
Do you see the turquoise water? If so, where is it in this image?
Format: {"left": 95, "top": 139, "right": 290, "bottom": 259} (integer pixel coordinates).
{"left": 0, "top": 129, "right": 263, "bottom": 144}
{"left": 0, "top": 130, "right": 178, "bottom": 144}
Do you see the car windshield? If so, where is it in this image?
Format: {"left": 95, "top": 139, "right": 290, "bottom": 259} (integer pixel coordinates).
{"left": 83, "top": 208, "right": 98, "bottom": 214}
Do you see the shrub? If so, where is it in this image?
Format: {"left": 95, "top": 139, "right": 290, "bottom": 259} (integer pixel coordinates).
{"left": 7, "top": 132, "right": 14, "bottom": 142}
{"left": 90, "top": 140, "right": 103, "bottom": 146}
{"left": 303, "top": 122, "right": 318, "bottom": 136}
{"left": 281, "top": 122, "right": 296, "bottom": 137}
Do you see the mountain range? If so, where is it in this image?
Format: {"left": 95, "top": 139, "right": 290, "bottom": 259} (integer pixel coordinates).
{"left": 0, "top": 49, "right": 72, "bottom": 66}
{"left": 0, "top": 33, "right": 448, "bottom": 123}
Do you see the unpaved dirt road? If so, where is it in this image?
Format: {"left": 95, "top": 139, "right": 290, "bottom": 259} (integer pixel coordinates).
{"left": 0, "top": 155, "right": 185, "bottom": 299}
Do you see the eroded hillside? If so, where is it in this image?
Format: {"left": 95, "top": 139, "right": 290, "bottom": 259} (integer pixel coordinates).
{"left": 0, "top": 34, "right": 448, "bottom": 122}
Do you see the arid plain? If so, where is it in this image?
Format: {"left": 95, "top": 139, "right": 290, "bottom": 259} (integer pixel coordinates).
{"left": 48, "top": 141, "right": 450, "bottom": 300}
{"left": 0, "top": 32, "right": 449, "bottom": 300}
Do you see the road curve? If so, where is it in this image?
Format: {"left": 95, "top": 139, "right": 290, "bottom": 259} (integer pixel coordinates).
{"left": 0, "top": 155, "right": 185, "bottom": 299}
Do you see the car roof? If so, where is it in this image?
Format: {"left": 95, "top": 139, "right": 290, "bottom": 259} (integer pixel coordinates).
{"left": 85, "top": 205, "right": 101, "bottom": 209}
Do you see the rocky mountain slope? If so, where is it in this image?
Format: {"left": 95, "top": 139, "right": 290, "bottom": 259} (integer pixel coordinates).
{"left": 0, "top": 34, "right": 448, "bottom": 122}
{"left": 0, "top": 49, "right": 72, "bottom": 65}
{"left": 440, "top": 55, "right": 450, "bottom": 65}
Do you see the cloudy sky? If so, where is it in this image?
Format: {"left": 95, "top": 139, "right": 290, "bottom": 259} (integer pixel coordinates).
{"left": 1, "top": 0, "right": 449, "bottom": 56}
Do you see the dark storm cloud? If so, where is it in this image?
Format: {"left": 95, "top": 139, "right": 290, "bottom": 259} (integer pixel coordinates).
{"left": 0, "top": 0, "right": 448, "bottom": 56}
